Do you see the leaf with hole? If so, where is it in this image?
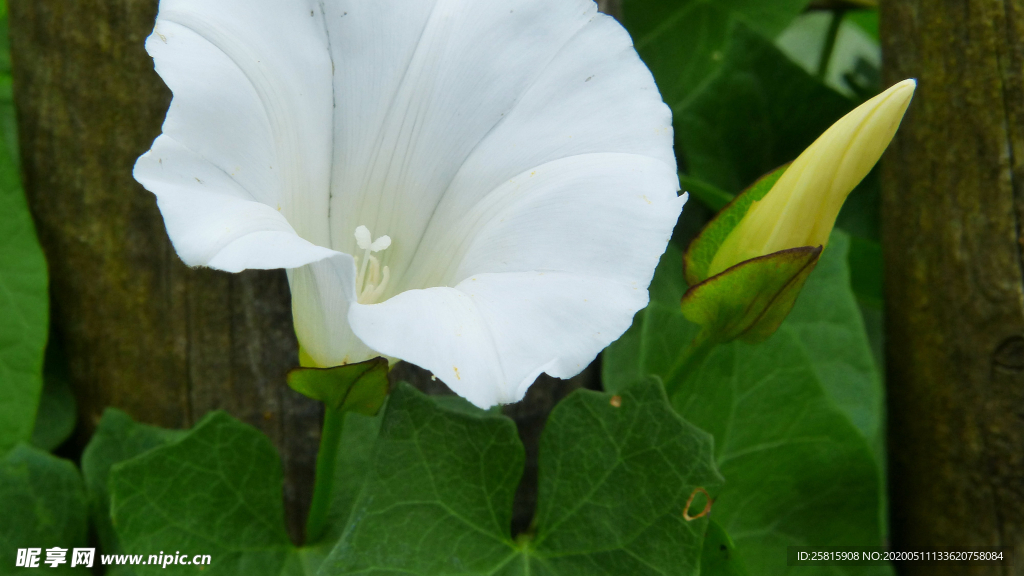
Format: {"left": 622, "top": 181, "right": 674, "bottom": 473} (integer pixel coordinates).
{"left": 604, "top": 233, "right": 889, "bottom": 576}
{"left": 322, "top": 379, "right": 722, "bottom": 575}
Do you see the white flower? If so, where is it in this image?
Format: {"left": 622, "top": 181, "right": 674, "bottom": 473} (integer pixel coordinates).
{"left": 134, "top": 0, "right": 684, "bottom": 408}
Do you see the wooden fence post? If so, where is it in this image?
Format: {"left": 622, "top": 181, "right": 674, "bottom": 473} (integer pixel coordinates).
{"left": 881, "top": 0, "right": 1024, "bottom": 571}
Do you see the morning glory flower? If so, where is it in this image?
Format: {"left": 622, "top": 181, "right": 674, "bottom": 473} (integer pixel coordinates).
{"left": 134, "top": 0, "right": 683, "bottom": 408}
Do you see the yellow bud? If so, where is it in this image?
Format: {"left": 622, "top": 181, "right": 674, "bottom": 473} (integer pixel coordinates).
{"left": 707, "top": 79, "right": 916, "bottom": 277}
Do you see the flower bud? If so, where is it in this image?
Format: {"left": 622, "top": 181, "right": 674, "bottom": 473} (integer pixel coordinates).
{"left": 707, "top": 79, "right": 916, "bottom": 277}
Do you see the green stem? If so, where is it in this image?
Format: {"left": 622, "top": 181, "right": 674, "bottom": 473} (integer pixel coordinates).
{"left": 817, "top": 9, "right": 846, "bottom": 81}
{"left": 305, "top": 406, "right": 345, "bottom": 544}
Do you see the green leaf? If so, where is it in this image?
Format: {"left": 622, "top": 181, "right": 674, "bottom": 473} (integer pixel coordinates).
{"left": 700, "top": 521, "right": 749, "bottom": 576}
{"left": 99, "top": 409, "right": 373, "bottom": 575}
{"left": 321, "top": 383, "right": 523, "bottom": 575}
{"left": 0, "top": 444, "right": 88, "bottom": 575}
{"left": 683, "top": 166, "right": 787, "bottom": 286}
{"left": 776, "top": 10, "right": 881, "bottom": 99}
{"left": 526, "top": 379, "right": 721, "bottom": 575}
{"left": 604, "top": 233, "right": 889, "bottom": 576}
{"left": 846, "top": 9, "right": 880, "bottom": 41}
{"left": 321, "top": 380, "right": 721, "bottom": 575}
{"left": 287, "top": 357, "right": 389, "bottom": 416}
{"left": 0, "top": 12, "right": 15, "bottom": 167}
{"left": 102, "top": 382, "right": 720, "bottom": 576}
{"left": 777, "top": 233, "right": 885, "bottom": 454}
{"left": 94, "top": 406, "right": 388, "bottom": 575}
{"left": 81, "top": 409, "right": 185, "bottom": 573}
{"left": 0, "top": 8, "right": 46, "bottom": 455}
{"left": 0, "top": 88, "right": 48, "bottom": 458}
{"left": 109, "top": 411, "right": 324, "bottom": 576}
{"left": 674, "top": 24, "right": 854, "bottom": 194}
{"left": 30, "top": 338, "right": 77, "bottom": 452}
{"left": 624, "top": 0, "right": 810, "bottom": 112}
{"left": 314, "top": 410, "right": 384, "bottom": 545}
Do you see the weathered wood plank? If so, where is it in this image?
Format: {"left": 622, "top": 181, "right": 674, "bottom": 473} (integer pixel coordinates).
{"left": 8, "top": 0, "right": 320, "bottom": 543}
{"left": 881, "top": 0, "right": 1024, "bottom": 569}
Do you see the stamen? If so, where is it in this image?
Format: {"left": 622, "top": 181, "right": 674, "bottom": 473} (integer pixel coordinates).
{"left": 366, "top": 266, "right": 390, "bottom": 303}
{"left": 368, "top": 255, "right": 380, "bottom": 284}
{"left": 353, "top": 226, "right": 393, "bottom": 304}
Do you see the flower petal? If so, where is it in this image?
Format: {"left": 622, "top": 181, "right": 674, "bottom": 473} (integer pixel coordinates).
{"left": 349, "top": 272, "right": 640, "bottom": 409}
{"left": 288, "top": 254, "right": 376, "bottom": 369}
{"left": 139, "top": 0, "right": 683, "bottom": 404}
{"left": 429, "top": 12, "right": 677, "bottom": 234}
{"left": 350, "top": 154, "right": 683, "bottom": 408}
{"left": 136, "top": 0, "right": 335, "bottom": 267}
{"left": 136, "top": 137, "right": 336, "bottom": 272}
{"left": 411, "top": 153, "right": 684, "bottom": 289}
{"left": 351, "top": 6, "right": 676, "bottom": 292}
{"left": 322, "top": 0, "right": 609, "bottom": 262}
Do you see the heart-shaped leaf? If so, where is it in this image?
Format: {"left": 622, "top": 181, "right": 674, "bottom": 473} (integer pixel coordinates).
{"left": 604, "top": 235, "right": 890, "bottom": 576}
{"left": 103, "top": 378, "right": 722, "bottom": 576}
{"left": 321, "top": 380, "right": 722, "bottom": 575}
{"left": 0, "top": 444, "right": 88, "bottom": 574}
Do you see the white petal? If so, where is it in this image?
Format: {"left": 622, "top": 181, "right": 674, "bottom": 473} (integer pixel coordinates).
{"left": 140, "top": 0, "right": 683, "bottom": 403}
{"left": 138, "top": 0, "right": 335, "bottom": 263}
{"left": 406, "top": 153, "right": 684, "bottom": 289}
{"left": 135, "top": 137, "right": 336, "bottom": 272}
{"left": 430, "top": 13, "right": 677, "bottom": 240}
{"left": 320, "top": 2, "right": 674, "bottom": 292}
{"left": 322, "top": 0, "right": 604, "bottom": 264}
{"left": 350, "top": 154, "right": 683, "bottom": 408}
{"left": 288, "top": 254, "right": 376, "bottom": 368}
{"left": 349, "top": 272, "right": 644, "bottom": 409}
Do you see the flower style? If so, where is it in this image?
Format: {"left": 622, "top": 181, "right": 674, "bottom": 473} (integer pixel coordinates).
{"left": 135, "top": 0, "right": 683, "bottom": 408}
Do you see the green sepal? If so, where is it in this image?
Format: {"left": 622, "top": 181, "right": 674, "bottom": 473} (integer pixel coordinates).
{"left": 680, "top": 162, "right": 825, "bottom": 346}
{"left": 681, "top": 245, "right": 822, "bottom": 346}
{"left": 286, "top": 357, "right": 389, "bottom": 415}
{"left": 683, "top": 164, "right": 788, "bottom": 286}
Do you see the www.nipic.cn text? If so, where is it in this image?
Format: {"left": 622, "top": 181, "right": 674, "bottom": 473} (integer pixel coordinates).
{"left": 15, "top": 548, "right": 212, "bottom": 569}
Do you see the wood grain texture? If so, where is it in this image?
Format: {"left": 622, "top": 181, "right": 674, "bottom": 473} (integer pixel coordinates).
{"left": 597, "top": 0, "right": 621, "bottom": 19}
{"left": 881, "top": 0, "right": 1024, "bottom": 570}
{"left": 7, "top": 0, "right": 320, "bottom": 543}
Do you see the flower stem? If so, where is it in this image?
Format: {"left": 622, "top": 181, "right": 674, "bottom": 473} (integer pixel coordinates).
{"left": 305, "top": 405, "right": 344, "bottom": 544}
